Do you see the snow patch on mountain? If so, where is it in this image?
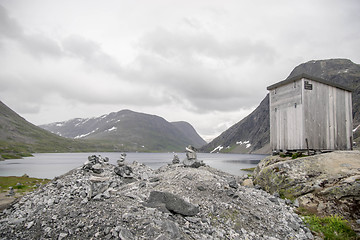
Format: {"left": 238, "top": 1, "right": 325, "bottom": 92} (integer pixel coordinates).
{"left": 236, "top": 140, "right": 251, "bottom": 149}
{"left": 74, "top": 128, "right": 98, "bottom": 139}
{"left": 106, "top": 126, "right": 117, "bottom": 132}
{"left": 210, "top": 145, "right": 223, "bottom": 153}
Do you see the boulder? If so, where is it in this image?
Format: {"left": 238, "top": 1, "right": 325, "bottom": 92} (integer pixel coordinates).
{"left": 253, "top": 151, "right": 360, "bottom": 221}
{"left": 145, "top": 191, "right": 199, "bottom": 216}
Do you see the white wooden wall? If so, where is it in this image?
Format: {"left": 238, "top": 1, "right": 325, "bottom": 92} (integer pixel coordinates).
{"left": 269, "top": 80, "right": 303, "bottom": 150}
{"left": 269, "top": 77, "right": 353, "bottom": 151}
{"left": 302, "top": 79, "right": 353, "bottom": 150}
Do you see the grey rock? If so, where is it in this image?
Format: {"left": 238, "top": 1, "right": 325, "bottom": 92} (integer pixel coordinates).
{"left": 0, "top": 154, "right": 313, "bottom": 240}
{"left": 228, "top": 180, "right": 238, "bottom": 189}
{"left": 114, "top": 165, "right": 133, "bottom": 178}
{"left": 6, "top": 187, "right": 15, "bottom": 196}
{"left": 183, "top": 158, "right": 205, "bottom": 168}
{"left": 119, "top": 228, "right": 134, "bottom": 240}
{"left": 172, "top": 154, "right": 180, "bottom": 164}
{"left": 146, "top": 191, "right": 199, "bottom": 216}
{"left": 58, "top": 232, "right": 68, "bottom": 240}
{"left": 253, "top": 151, "right": 360, "bottom": 220}
{"left": 149, "top": 177, "right": 160, "bottom": 182}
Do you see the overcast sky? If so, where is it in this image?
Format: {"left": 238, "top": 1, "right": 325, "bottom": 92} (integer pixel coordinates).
{"left": 0, "top": 0, "right": 359, "bottom": 141}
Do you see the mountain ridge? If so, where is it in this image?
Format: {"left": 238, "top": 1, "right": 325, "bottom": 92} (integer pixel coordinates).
{"left": 0, "top": 100, "right": 115, "bottom": 159}
{"left": 39, "top": 109, "right": 206, "bottom": 152}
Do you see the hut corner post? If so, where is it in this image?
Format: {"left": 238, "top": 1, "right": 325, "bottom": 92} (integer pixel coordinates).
{"left": 305, "top": 138, "right": 310, "bottom": 155}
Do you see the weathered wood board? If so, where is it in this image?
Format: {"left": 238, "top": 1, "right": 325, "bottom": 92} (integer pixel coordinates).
{"left": 268, "top": 74, "right": 353, "bottom": 151}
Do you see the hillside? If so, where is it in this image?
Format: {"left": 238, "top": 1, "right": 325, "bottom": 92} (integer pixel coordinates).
{"left": 200, "top": 95, "right": 270, "bottom": 154}
{"left": 201, "top": 58, "right": 360, "bottom": 153}
{"left": 40, "top": 110, "right": 206, "bottom": 152}
{"left": 0, "top": 101, "right": 117, "bottom": 159}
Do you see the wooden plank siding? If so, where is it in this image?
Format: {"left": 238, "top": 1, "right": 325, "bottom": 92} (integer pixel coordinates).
{"left": 268, "top": 75, "right": 353, "bottom": 152}
{"left": 269, "top": 79, "right": 303, "bottom": 151}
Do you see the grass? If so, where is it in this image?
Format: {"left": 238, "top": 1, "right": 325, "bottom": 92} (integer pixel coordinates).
{"left": 240, "top": 167, "right": 256, "bottom": 172}
{"left": 303, "top": 215, "right": 357, "bottom": 240}
{"left": 0, "top": 176, "right": 50, "bottom": 194}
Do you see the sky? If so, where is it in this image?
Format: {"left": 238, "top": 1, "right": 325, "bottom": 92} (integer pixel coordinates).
{"left": 0, "top": 0, "right": 360, "bottom": 142}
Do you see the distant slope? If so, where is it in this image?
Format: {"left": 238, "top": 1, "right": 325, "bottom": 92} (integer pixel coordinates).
{"left": 0, "top": 100, "right": 115, "bottom": 159}
{"left": 200, "top": 95, "right": 270, "bottom": 154}
{"left": 201, "top": 58, "right": 360, "bottom": 153}
{"left": 171, "top": 121, "right": 207, "bottom": 147}
{"left": 40, "top": 110, "right": 206, "bottom": 152}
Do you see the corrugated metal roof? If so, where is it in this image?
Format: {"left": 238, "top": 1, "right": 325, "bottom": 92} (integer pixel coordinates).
{"left": 267, "top": 73, "right": 353, "bottom": 92}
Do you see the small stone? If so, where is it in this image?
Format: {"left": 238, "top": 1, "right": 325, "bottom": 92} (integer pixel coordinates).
{"left": 294, "top": 199, "right": 300, "bottom": 208}
{"left": 58, "top": 232, "right": 68, "bottom": 240}
{"left": 25, "top": 221, "right": 34, "bottom": 229}
{"left": 119, "top": 228, "right": 134, "bottom": 240}
{"left": 228, "top": 180, "right": 238, "bottom": 189}
{"left": 242, "top": 179, "right": 254, "bottom": 188}
{"left": 149, "top": 177, "right": 160, "bottom": 182}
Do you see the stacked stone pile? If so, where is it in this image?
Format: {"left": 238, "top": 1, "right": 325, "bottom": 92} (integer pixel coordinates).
{"left": 0, "top": 154, "right": 313, "bottom": 239}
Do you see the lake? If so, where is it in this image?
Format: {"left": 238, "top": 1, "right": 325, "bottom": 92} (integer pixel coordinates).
{"left": 0, "top": 152, "right": 268, "bottom": 179}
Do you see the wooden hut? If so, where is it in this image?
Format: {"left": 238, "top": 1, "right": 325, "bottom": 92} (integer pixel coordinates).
{"left": 267, "top": 73, "right": 353, "bottom": 152}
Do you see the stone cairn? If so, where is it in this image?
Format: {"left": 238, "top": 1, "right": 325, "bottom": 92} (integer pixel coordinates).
{"left": 172, "top": 154, "right": 180, "bottom": 164}
{"left": 6, "top": 187, "right": 15, "bottom": 197}
{"left": 114, "top": 153, "right": 134, "bottom": 179}
{"left": 182, "top": 145, "right": 205, "bottom": 168}
{"left": 82, "top": 155, "right": 109, "bottom": 174}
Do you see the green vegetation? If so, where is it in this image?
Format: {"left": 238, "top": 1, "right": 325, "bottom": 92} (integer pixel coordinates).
{"left": 1, "top": 152, "right": 33, "bottom": 160}
{"left": 291, "top": 152, "right": 304, "bottom": 159}
{"left": 240, "top": 167, "right": 256, "bottom": 172}
{"left": 0, "top": 176, "right": 50, "bottom": 194}
{"left": 303, "top": 215, "right": 357, "bottom": 240}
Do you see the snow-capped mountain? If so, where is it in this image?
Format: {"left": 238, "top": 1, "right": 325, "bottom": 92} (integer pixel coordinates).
{"left": 39, "top": 109, "right": 206, "bottom": 152}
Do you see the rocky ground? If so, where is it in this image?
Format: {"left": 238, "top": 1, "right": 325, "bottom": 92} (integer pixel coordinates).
{"left": 253, "top": 151, "right": 360, "bottom": 232}
{"left": 0, "top": 155, "right": 313, "bottom": 239}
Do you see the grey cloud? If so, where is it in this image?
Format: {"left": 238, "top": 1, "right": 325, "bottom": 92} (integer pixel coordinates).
{"left": 132, "top": 37, "right": 268, "bottom": 113}
{"left": 62, "top": 35, "right": 101, "bottom": 60}
{"left": 62, "top": 35, "right": 123, "bottom": 76}
{"left": 140, "top": 27, "right": 276, "bottom": 63}
{"left": 0, "top": 4, "right": 61, "bottom": 58}
{"left": 0, "top": 4, "right": 23, "bottom": 39}
{"left": 20, "top": 34, "right": 62, "bottom": 58}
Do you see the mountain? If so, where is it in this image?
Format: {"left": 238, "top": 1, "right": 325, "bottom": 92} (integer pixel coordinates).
{"left": 200, "top": 95, "right": 270, "bottom": 154}
{"left": 0, "top": 101, "right": 115, "bottom": 159}
{"left": 201, "top": 58, "right": 360, "bottom": 154}
{"left": 39, "top": 110, "right": 206, "bottom": 152}
{"left": 171, "top": 121, "right": 207, "bottom": 148}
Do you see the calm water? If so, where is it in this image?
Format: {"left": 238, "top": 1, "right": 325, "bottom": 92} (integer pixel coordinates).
{"left": 0, "top": 152, "right": 267, "bottom": 179}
